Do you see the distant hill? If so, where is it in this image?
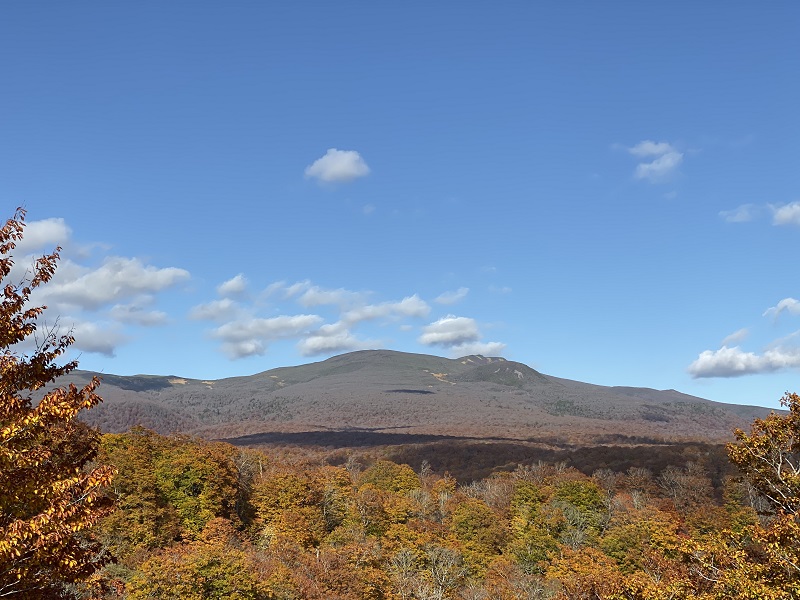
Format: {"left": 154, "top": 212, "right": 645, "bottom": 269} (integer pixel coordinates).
{"left": 56, "top": 349, "right": 773, "bottom": 445}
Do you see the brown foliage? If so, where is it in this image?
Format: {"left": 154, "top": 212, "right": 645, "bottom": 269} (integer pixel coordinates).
{"left": 0, "top": 209, "right": 115, "bottom": 597}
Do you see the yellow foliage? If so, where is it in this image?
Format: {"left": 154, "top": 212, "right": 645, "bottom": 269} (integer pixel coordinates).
{"left": 0, "top": 209, "right": 115, "bottom": 597}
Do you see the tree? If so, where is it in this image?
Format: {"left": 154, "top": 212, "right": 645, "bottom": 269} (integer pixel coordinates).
{"left": 723, "top": 392, "right": 800, "bottom": 592}
{"left": 727, "top": 392, "right": 800, "bottom": 517}
{"left": 0, "top": 209, "right": 115, "bottom": 596}
{"left": 126, "top": 518, "right": 269, "bottom": 600}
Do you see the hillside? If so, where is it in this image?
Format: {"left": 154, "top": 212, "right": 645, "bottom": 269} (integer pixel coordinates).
{"left": 59, "top": 350, "right": 773, "bottom": 444}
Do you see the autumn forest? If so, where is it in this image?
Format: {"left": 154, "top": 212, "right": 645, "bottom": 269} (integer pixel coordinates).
{"left": 3, "top": 210, "right": 800, "bottom": 600}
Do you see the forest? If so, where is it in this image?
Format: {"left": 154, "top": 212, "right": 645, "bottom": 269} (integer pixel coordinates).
{"left": 31, "top": 406, "right": 800, "bottom": 599}
{"left": 2, "top": 210, "right": 800, "bottom": 599}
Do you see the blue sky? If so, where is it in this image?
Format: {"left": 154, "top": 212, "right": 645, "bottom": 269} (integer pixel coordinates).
{"left": 2, "top": 3, "right": 798, "bottom": 409}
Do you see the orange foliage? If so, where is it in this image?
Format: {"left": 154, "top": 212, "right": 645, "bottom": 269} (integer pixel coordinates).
{"left": 0, "top": 209, "right": 115, "bottom": 597}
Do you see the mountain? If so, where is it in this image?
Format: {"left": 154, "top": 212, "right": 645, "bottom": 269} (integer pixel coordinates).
{"left": 59, "top": 350, "right": 772, "bottom": 444}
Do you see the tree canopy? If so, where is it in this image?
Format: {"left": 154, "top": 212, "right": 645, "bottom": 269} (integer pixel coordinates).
{"left": 0, "top": 209, "right": 115, "bottom": 597}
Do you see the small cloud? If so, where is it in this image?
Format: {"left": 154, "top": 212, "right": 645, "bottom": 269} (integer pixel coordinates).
{"left": 688, "top": 345, "right": 800, "bottom": 378}
{"left": 69, "top": 320, "right": 127, "bottom": 357}
{"left": 14, "top": 217, "right": 71, "bottom": 255}
{"left": 448, "top": 341, "right": 506, "bottom": 357}
{"left": 720, "top": 204, "right": 758, "bottom": 223}
{"left": 663, "top": 191, "right": 678, "bottom": 200}
{"left": 635, "top": 152, "right": 683, "bottom": 182}
{"left": 189, "top": 298, "right": 239, "bottom": 321}
{"left": 212, "top": 314, "right": 322, "bottom": 344}
{"left": 305, "top": 148, "right": 370, "bottom": 183}
{"left": 297, "top": 328, "right": 380, "bottom": 357}
{"left": 110, "top": 300, "right": 168, "bottom": 327}
{"left": 419, "top": 316, "right": 480, "bottom": 346}
{"left": 342, "top": 295, "right": 430, "bottom": 324}
{"left": 298, "top": 285, "right": 366, "bottom": 309}
{"left": 363, "top": 204, "right": 376, "bottom": 215}
{"left": 220, "top": 340, "right": 265, "bottom": 359}
{"left": 627, "top": 140, "right": 683, "bottom": 183}
{"left": 767, "top": 329, "right": 800, "bottom": 349}
{"left": 419, "top": 315, "right": 506, "bottom": 358}
{"left": 435, "top": 287, "right": 469, "bottom": 305}
{"left": 264, "top": 280, "right": 287, "bottom": 297}
{"left": 211, "top": 314, "right": 323, "bottom": 359}
{"left": 771, "top": 201, "right": 800, "bottom": 226}
{"left": 217, "top": 274, "right": 248, "bottom": 297}
{"left": 283, "top": 280, "right": 311, "bottom": 298}
{"left": 721, "top": 328, "right": 749, "bottom": 347}
{"left": 763, "top": 298, "right": 800, "bottom": 319}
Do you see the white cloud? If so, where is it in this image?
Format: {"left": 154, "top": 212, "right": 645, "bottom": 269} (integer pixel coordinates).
{"left": 265, "top": 281, "right": 367, "bottom": 308}
{"left": 210, "top": 314, "right": 323, "bottom": 358}
{"left": 386, "top": 295, "right": 431, "bottom": 318}
{"left": 363, "top": 204, "right": 376, "bottom": 215}
{"left": 719, "top": 204, "right": 757, "bottom": 223}
{"left": 217, "top": 274, "right": 248, "bottom": 297}
{"left": 298, "top": 285, "right": 366, "bottom": 309}
{"left": 297, "top": 329, "right": 380, "bottom": 357}
{"left": 435, "top": 287, "right": 469, "bottom": 305}
{"left": 189, "top": 298, "right": 239, "bottom": 321}
{"left": 419, "top": 316, "right": 480, "bottom": 346}
{"left": 109, "top": 298, "right": 168, "bottom": 326}
{"left": 282, "top": 280, "right": 311, "bottom": 298}
{"left": 763, "top": 298, "right": 800, "bottom": 319}
{"left": 447, "top": 341, "right": 506, "bottom": 358}
{"left": 688, "top": 345, "right": 800, "bottom": 378}
{"left": 721, "top": 328, "right": 749, "bottom": 347}
{"left": 220, "top": 340, "right": 266, "bottom": 359}
{"left": 212, "top": 314, "right": 323, "bottom": 344}
{"left": 690, "top": 297, "right": 800, "bottom": 379}
{"left": 635, "top": 152, "right": 683, "bottom": 182}
{"left": 63, "top": 320, "right": 127, "bottom": 357}
{"left": 14, "top": 218, "right": 71, "bottom": 255}
{"left": 4, "top": 216, "right": 190, "bottom": 358}
{"left": 304, "top": 148, "right": 370, "bottom": 183}
{"left": 627, "top": 140, "right": 683, "bottom": 182}
{"left": 39, "top": 256, "right": 189, "bottom": 311}
{"left": 419, "top": 314, "right": 506, "bottom": 358}
{"left": 266, "top": 281, "right": 429, "bottom": 321}
{"left": 201, "top": 278, "right": 433, "bottom": 360}
{"left": 772, "top": 201, "right": 800, "bottom": 226}
{"left": 342, "top": 295, "right": 430, "bottom": 324}
{"left": 767, "top": 329, "right": 800, "bottom": 349}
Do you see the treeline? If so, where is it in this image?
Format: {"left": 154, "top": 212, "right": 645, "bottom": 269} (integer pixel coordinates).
{"left": 82, "top": 421, "right": 797, "bottom": 599}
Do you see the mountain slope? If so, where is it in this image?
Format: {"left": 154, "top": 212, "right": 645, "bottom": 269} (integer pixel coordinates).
{"left": 61, "top": 349, "right": 772, "bottom": 443}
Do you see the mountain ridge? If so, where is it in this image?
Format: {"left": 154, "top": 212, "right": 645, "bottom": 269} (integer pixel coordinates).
{"left": 58, "top": 349, "right": 773, "bottom": 443}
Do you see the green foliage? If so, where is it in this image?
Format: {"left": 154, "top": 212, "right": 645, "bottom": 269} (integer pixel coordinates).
{"left": 126, "top": 518, "right": 269, "bottom": 600}
{"left": 98, "top": 428, "right": 182, "bottom": 557}
{"left": 153, "top": 437, "right": 241, "bottom": 536}
{"left": 508, "top": 524, "right": 560, "bottom": 575}
{"left": 359, "top": 460, "right": 421, "bottom": 493}
{"left": 512, "top": 479, "right": 545, "bottom": 511}
{"left": 554, "top": 479, "right": 606, "bottom": 514}
{"left": 449, "top": 496, "right": 508, "bottom": 574}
